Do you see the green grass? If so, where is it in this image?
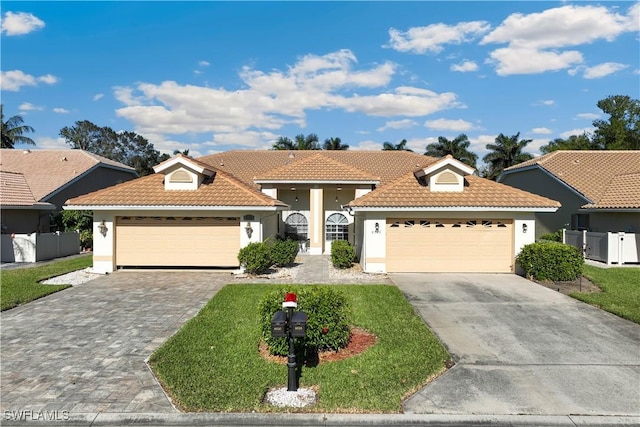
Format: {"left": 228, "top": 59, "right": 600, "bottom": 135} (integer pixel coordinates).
{"left": 0, "top": 255, "right": 92, "bottom": 311}
{"left": 149, "top": 284, "right": 450, "bottom": 413}
{"left": 571, "top": 265, "right": 640, "bottom": 324}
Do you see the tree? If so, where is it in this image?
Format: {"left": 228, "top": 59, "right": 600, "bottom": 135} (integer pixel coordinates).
{"left": 591, "top": 95, "right": 640, "bottom": 150}
{"left": 482, "top": 132, "right": 533, "bottom": 180}
{"left": 540, "top": 134, "right": 594, "bottom": 154}
{"left": 424, "top": 134, "right": 478, "bottom": 168}
{"left": 59, "top": 120, "right": 165, "bottom": 176}
{"left": 323, "top": 137, "right": 349, "bottom": 150}
{"left": 382, "top": 139, "right": 413, "bottom": 151}
{"left": 271, "top": 133, "right": 321, "bottom": 150}
{"left": 1, "top": 105, "right": 36, "bottom": 148}
{"left": 173, "top": 149, "right": 190, "bottom": 156}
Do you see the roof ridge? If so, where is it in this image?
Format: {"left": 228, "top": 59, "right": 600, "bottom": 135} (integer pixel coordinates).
{"left": 255, "top": 151, "right": 380, "bottom": 181}
{"left": 213, "top": 168, "right": 286, "bottom": 206}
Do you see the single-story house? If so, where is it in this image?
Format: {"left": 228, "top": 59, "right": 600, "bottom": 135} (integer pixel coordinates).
{"left": 498, "top": 150, "right": 640, "bottom": 237}
{"left": 64, "top": 150, "right": 560, "bottom": 274}
{"left": 0, "top": 149, "right": 138, "bottom": 234}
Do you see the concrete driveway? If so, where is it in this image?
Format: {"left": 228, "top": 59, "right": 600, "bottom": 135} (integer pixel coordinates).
{"left": 392, "top": 273, "right": 640, "bottom": 416}
{"left": 0, "top": 271, "right": 229, "bottom": 413}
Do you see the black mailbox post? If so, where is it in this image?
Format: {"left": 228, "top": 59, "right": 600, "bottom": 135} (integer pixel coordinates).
{"left": 270, "top": 292, "right": 307, "bottom": 391}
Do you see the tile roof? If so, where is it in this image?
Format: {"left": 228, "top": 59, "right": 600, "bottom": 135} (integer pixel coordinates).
{"left": 348, "top": 172, "right": 561, "bottom": 209}
{"left": 502, "top": 150, "right": 640, "bottom": 203}
{"left": 199, "top": 150, "right": 437, "bottom": 188}
{"left": 582, "top": 173, "right": 640, "bottom": 209}
{"left": 0, "top": 149, "right": 136, "bottom": 202}
{"left": 254, "top": 152, "right": 380, "bottom": 182}
{"left": 0, "top": 171, "right": 54, "bottom": 209}
{"left": 65, "top": 170, "right": 287, "bottom": 208}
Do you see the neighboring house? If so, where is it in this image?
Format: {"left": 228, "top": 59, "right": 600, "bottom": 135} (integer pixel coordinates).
{"left": 498, "top": 151, "right": 640, "bottom": 237}
{"left": 0, "top": 149, "right": 137, "bottom": 234}
{"left": 65, "top": 151, "right": 559, "bottom": 274}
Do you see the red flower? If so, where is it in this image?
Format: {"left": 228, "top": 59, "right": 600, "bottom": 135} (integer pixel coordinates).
{"left": 322, "top": 326, "right": 328, "bottom": 334}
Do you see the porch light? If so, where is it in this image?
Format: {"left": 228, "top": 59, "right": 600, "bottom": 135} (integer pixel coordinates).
{"left": 245, "top": 222, "right": 254, "bottom": 238}
{"left": 98, "top": 220, "right": 108, "bottom": 238}
{"left": 374, "top": 222, "right": 380, "bottom": 233}
{"left": 522, "top": 223, "right": 528, "bottom": 233}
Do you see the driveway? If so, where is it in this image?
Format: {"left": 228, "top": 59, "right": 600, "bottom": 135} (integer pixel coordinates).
{"left": 0, "top": 271, "right": 229, "bottom": 413}
{"left": 392, "top": 273, "right": 640, "bottom": 416}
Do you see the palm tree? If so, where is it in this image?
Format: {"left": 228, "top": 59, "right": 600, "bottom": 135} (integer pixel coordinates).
{"left": 294, "top": 133, "right": 321, "bottom": 150}
{"left": 382, "top": 139, "right": 413, "bottom": 151}
{"left": 272, "top": 136, "right": 296, "bottom": 150}
{"left": 1, "top": 105, "right": 36, "bottom": 148}
{"left": 424, "top": 134, "right": 478, "bottom": 168}
{"left": 323, "top": 137, "right": 349, "bottom": 150}
{"left": 482, "top": 132, "right": 533, "bottom": 180}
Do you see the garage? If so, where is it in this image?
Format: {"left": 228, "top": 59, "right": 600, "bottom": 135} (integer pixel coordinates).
{"left": 386, "top": 218, "right": 513, "bottom": 273}
{"left": 115, "top": 216, "right": 240, "bottom": 267}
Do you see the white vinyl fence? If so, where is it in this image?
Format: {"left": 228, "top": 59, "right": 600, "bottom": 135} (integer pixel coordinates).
{"left": 1, "top": 231, "right": 80, "bottom": 263}
{"left": 563, "top": 229, "right": 639, "bottom": 265}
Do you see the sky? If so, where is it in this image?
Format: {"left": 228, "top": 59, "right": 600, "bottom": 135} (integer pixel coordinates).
{"left": 1, "top": 1, "right": 639, "bottom": 167}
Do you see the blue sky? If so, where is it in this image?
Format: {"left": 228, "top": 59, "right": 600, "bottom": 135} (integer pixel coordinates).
{"left": 1, "top": 1, "right": 638, "bottom": 166}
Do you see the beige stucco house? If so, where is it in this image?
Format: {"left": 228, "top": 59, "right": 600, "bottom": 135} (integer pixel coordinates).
{"left": 0, "top": 149, "right": 137, "bottom": 234}
{"left": 498, "top": 150, "right": 640, "bottom": 238}
{"left": 64, "top": 150, "right": 560, "bottom": 274}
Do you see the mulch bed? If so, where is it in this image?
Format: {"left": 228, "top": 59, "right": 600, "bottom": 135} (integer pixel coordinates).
{"left": 533, "top": 275, "right": 601, "bottom": 295}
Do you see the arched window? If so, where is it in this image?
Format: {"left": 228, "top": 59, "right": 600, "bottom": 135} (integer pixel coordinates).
{"left": 325, "top": 213, "right": 349, "bottom": 241}
{"left": 285, "top": 213, "right": 308, "bottom": 241}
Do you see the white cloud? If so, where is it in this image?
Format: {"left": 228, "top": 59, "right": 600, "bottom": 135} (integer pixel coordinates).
{"left": 531, "top": 127, "right": 552, "bottom": 135}
{"left": 385, "top": 21, "right": 490, "bottom": 54}
{"left": 533, "top": 99, "right": 555, "bottom": 106}
{"left": 93, "top": 93, "right": 104, "bottom": 101}
{"left": 377, "top": 119, "right": 417, "bottom": 132}
{"left": 424, "top": 118, "right": 474, "bottom": 132}
{"left": 469, "top": 134, "right": 497, "bottom": 159}
{"left": 198, "top": 60, "right": 210, "bottom": 67}
{"left": 481, "top": 4, "right": 638, "bottom": 75}
{"left": 451, "top": 60, "right": 478, "bottom": 72}
{"left": 351, "top": 140, "right": 384, "bottom": 151}
{"left": 576, "top": 113, "right": 599, "bottom": 120}
{"left": 527, "top": 138, "right": 552, "bottom": 156}
{"left": 583, "top": 62, "right": 628, "bottom": 79}
{"left": 560, "top": 127, "right": 594, "bottom": 139}
{"left": 53, "top": 107, "right": 69, "bottom": 114}
{"left": 115, "top": 50, "right": 463, "bottom": 145}
{"left": 34, "top": 136, "right": 67, "bottom": 150}
{"left": 0, "top": 70, "right": 58, "bottom": 91}
{"left": 1, "top": 11, "right": 44, "bottom": 36}
{"left": 18, "top": 102, "right": 43, "bottom": 112}
{"left": 406, "top": 137, "right": 437, "bottom": 153}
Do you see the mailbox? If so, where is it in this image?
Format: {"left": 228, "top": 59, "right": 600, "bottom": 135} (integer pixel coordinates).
{"left": 290, "top": 311, "right": 308, "bottom": 338}
{"left": 271, "top": 311, "right": 287, "bottom": 338}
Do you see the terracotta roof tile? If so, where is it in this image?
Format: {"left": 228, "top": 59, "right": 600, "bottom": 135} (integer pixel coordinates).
{"left": 348, "top": 173, "right": 561, "bottom": 209}
{"left": 503, "top": 150, "right": 640, "bottom": 203}
{"left": 254, "top": 152, "right": 379, "bottom": 182}
{"left": 0, "top": 171, "right": 54, "bottom": 209}
{"left": 0, "top": 149, "right": 136, "bottom": 201}
{"left": 583, "top": 173, "right": 640, "bottom": 209}
{"left": 65, "top": 171, "right": 287, "bottom": 208}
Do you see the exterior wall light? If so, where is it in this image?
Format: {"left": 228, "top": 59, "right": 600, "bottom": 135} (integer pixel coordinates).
{"left": 98, "top": 220, "right": 108, "bottom": 238}
{"left": 522, "top": 223, "right": 528, "bottom": 233}
{"left": 245, "top": 222, "right": 254, "bottom": 238}
{"left": 374, "top": 222, "right": 380, "bottom": 233}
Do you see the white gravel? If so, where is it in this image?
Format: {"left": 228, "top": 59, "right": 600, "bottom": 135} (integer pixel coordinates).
{"left": 41, "top": 267, "right": 102, "bottom": 286}
{"left": 264, "top": 387, "right": 317, "bottom": 408}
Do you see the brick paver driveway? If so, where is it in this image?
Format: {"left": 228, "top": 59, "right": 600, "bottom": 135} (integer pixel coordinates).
{"left": 1, "top": 271, "right": 230, "bottom": 413}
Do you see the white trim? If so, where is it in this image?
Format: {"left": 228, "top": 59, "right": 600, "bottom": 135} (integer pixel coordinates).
{"left": 349, "top": 206, "right": 559, "bottom": 212}
{"left": 580, "top": 208, "right": 640, "bottom": 213}
{"left": 153, "top": 156, "right": 214, "bottom": 175}
{"left": 254, "top": 179, "right": 379, "bottom": 185}
{"left": 417, "top": 157, "right": 475, "bottom": 177}
{"left": 63, "top": 205, "right": 287, "bottom": 211}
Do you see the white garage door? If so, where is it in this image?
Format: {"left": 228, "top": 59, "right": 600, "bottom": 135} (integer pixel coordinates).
{"left": 386, "top": 218, "right": 513, "bottom": 273}
{"left": 116, "top": 216, "right": 240, "bottom": 267}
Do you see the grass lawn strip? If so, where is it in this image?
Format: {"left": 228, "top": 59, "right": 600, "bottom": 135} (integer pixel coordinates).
{"left": 571, "top": 265, "right": 640, "bottom": 324}
{"left": 149, "top": 284, "right": 450, "bottom": 413}
{"left": 0, "top": 255, "right": 92, "bottom": 311}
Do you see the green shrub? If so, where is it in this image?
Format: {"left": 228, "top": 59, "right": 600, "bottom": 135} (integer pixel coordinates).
{"left": 237, "top": 242, "right": 272, "bottom": 275}
{"left": 331, "top": 240, "right": 355, "bottom": 269}
{"left": 517, "top": 241, "right": 584, "bottom": 281}
{"left": 258, "top": 286, "right": 351, "bottom": 357}
{"left": 270, "top": 238, "right": 299, "bottom": 267}
{"left": 539, "top": 229, "right": 563, "bottom": 242}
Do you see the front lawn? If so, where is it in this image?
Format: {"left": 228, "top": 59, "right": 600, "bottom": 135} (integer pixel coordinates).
{"left": 149, "top": 284, "right": 450, "bottom": 413}
{"left": 0, "top": 255, "right": 92, "bottom": 311}
{"left": 571, "top": 265, "right": 640, "bottom": 324}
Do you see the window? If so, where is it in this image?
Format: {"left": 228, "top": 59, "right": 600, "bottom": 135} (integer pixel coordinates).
{"left": 169, "top": 170, "right": 193, "bottom": 183}
{"left": 436, "top": 171, "right": 458, "bottom": 185}
{"left": 285, "top": 213, "right": 308, "bottom": 241}
{"left": 325, "top": 213, "right": 349, "bottom": 241}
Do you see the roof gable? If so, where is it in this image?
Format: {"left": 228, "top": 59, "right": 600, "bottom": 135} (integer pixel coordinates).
{"left": 0, "top": 171, "right": 55, "bottom": 210}
{"left": 582, "top": 172, "right": 640, "bottom": 210}
{"left": 414, "top": 155, "right": 475, "bottom": 193}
